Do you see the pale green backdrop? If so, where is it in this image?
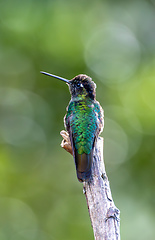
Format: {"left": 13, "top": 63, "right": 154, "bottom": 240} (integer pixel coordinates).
{"left": 0, "top": 0, "right": 155, "bottom": 239}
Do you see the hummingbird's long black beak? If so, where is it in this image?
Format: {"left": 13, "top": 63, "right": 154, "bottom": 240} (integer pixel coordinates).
{"left": 40, "top": 71, "right": 70, "bottom": 84}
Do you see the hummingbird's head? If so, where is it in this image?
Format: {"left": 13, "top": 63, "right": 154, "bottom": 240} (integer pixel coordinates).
{"left": 40, "top": 72, "right": 96, "bottom": 100}
{"left": 69, "top": 74, "right": 96, "bottom": 100}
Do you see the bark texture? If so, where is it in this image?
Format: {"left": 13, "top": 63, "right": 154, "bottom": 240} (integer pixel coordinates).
{"left": 60, "top": 130, "right": 120, "bottom": 240}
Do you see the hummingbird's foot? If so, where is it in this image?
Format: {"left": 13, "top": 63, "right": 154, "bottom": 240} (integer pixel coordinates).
{"left": 60, "top": 130, "right": 73, "bottom": 155}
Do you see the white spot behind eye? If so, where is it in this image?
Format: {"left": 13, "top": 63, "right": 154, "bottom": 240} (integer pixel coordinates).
{"left": 80, "top": 83, "right": 83, "bottom": 88}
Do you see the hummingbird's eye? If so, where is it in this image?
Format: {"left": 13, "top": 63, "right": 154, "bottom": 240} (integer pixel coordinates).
{"left": 77, "top": 82, "right": 83, "bottom": 88}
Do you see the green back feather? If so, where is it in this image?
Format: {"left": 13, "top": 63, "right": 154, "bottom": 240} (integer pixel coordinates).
{"left": 65, "top": 99, "right": 102, "bottom": 155}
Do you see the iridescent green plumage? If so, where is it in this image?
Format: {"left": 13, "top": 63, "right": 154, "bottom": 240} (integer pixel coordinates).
{"left": 41, "top": 71, "right": 104, "bottom": 182}
{"left": 66, "top": 100, "right": 102, "bottom": 155}
{"left": 64, "top": 74, "right": 104, "bottom": 182}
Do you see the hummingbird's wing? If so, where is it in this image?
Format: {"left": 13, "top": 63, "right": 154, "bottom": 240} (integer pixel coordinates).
{"left": 74, "top": 146, "right": 93, "bottom": 182}
{"left": 64, "top": 101, "right": 103, "bottom": 182}
{"left": 66, "top": 124, "right": 95, "bottom": 182}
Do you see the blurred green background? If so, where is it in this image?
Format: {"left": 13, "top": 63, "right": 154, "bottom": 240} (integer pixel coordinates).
{"left": 0, "top": 0, "right": 155, "bottom": 239}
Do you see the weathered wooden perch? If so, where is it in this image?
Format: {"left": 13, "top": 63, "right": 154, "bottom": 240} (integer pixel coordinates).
{"left": 60, "top": 130, "right": 120, "bottom": 240}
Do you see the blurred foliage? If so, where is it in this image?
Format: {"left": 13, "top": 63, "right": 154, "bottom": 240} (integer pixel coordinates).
{"left": 0, "top": 0, "right": 155, "bottom": 239}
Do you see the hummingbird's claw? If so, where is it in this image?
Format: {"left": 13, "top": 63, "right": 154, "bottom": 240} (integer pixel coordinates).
{"left": 60, "top": 130, "right": 73, "bottom": 155}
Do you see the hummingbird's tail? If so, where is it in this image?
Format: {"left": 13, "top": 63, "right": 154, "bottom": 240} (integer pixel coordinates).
{"left": 74, "top": 150, "right": 93, "bottom": 182}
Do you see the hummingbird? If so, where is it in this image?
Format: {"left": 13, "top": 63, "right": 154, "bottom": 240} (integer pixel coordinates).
{"left": 41, "top": 71, "right": 104, "bottom": 182}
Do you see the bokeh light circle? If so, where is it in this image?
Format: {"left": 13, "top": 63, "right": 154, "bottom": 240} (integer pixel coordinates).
{"left": 85, "top": 22, "right": 141, "bottom": 85}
